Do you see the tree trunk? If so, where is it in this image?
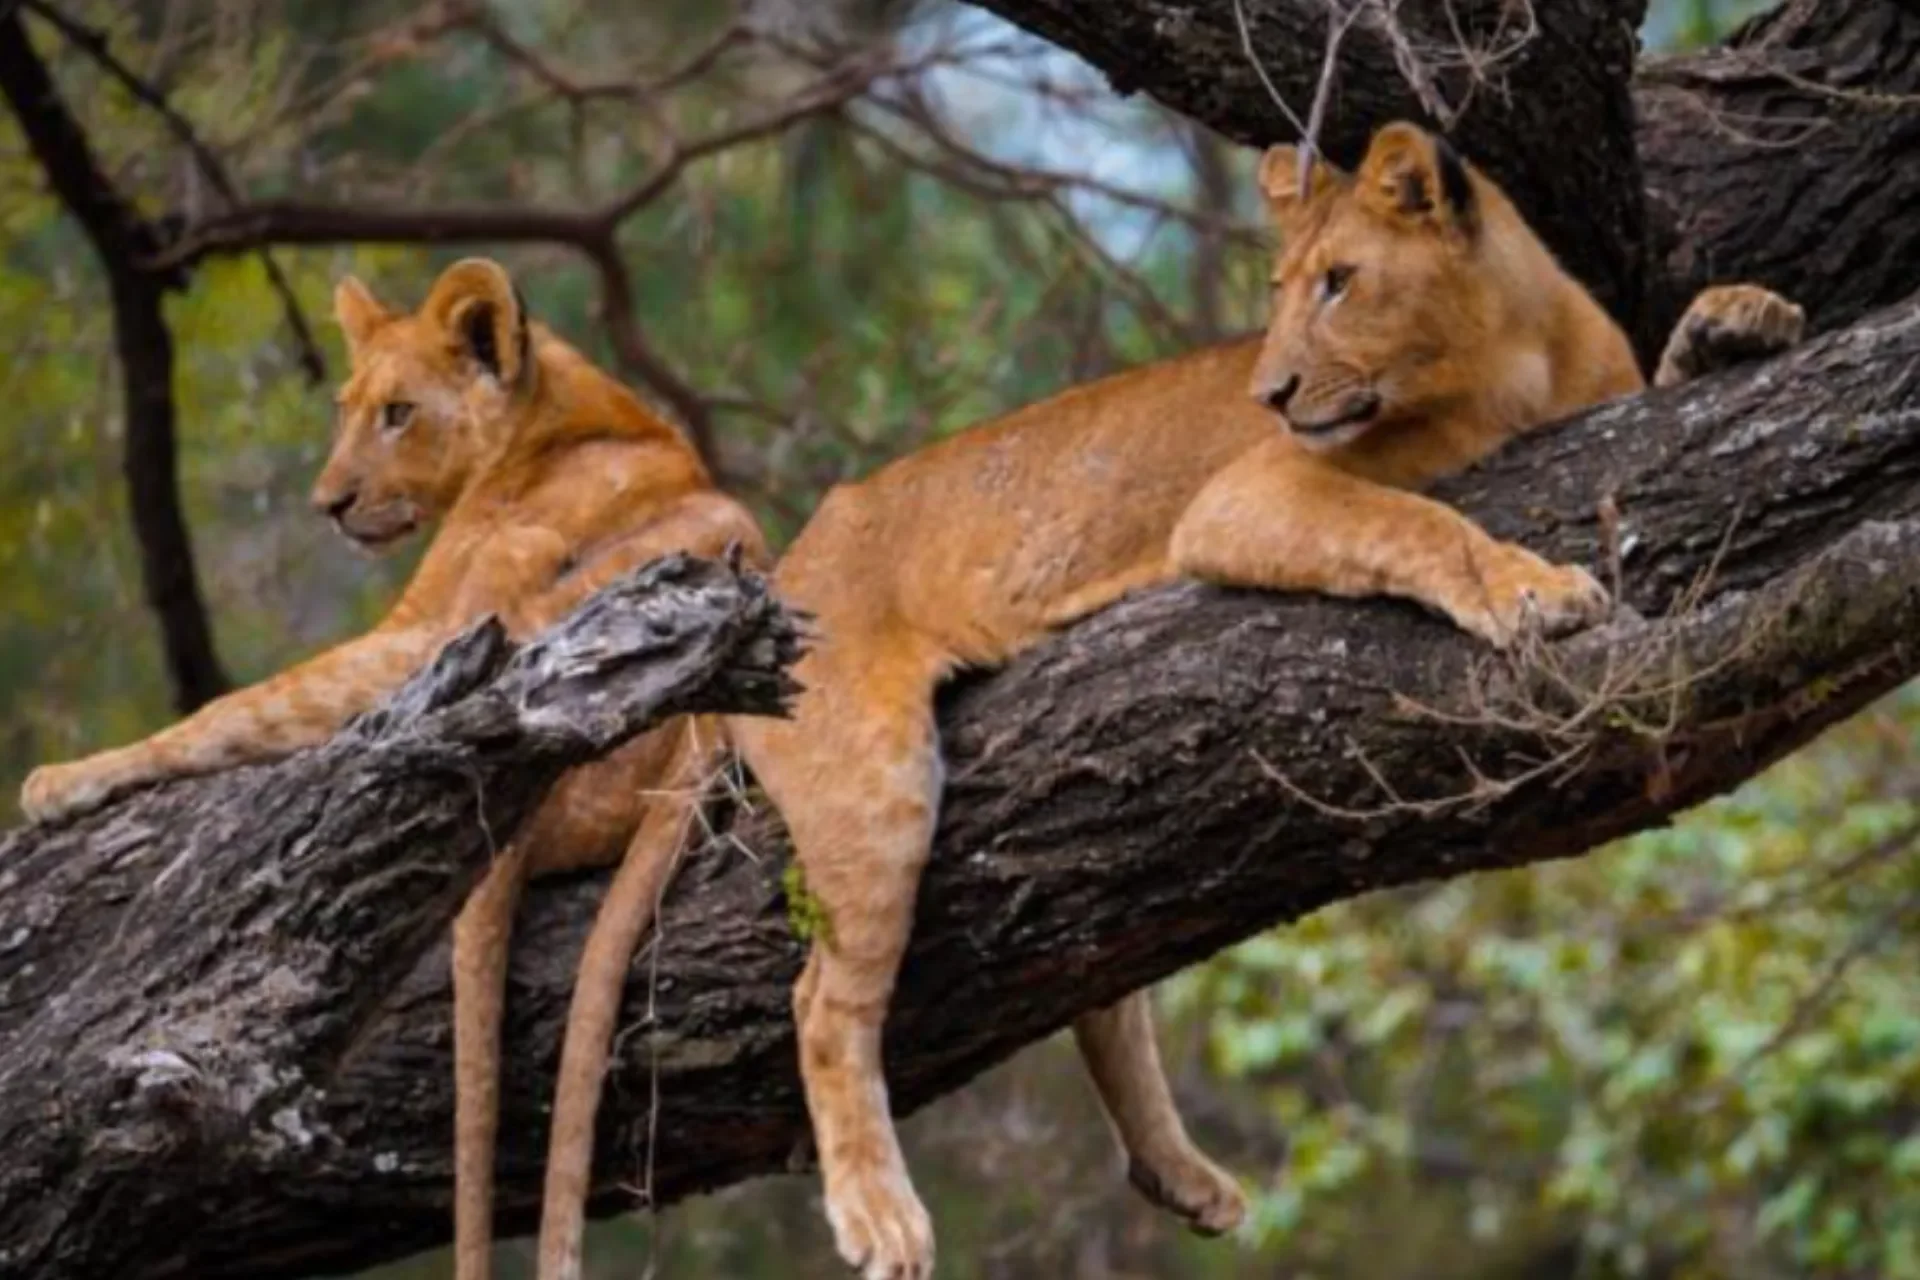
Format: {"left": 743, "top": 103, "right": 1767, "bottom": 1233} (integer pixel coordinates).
{"left": 0, "top": 9, "right": 229, "bottom": 711}
{"left": 4, "top": 293, "right": 1920, "bottom": 1278}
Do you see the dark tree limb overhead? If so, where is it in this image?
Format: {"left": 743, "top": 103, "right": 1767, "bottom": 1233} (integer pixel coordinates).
{"left": 966, "top": 0, "right": 1920, "bottom": 359}
{"left": 965, "top": 0, "right": 1655, "bottom": 340}
{"left": 4, "top": 291, "right": 1920, "bottom": 1278}
{"left": 1636, "top": 0, "right": 1920, "bottom": 338}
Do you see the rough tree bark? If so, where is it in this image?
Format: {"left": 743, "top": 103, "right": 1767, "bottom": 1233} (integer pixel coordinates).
{"left": 0, "top": 555, "right": 803, "bottom": 1280}
{"left": 5, "top": 294, "right": 1920, "bottom": 1278}
{"left": 6, "top": 0, "right": 1920, "bottom": 1277}
{"left": 1635, "top": 0, "right": 1920, "bottom": 336}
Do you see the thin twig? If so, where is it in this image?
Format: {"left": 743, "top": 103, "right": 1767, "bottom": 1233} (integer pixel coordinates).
{"left": 456, "top": 6, "right": 747, "bottom": 105}
{"left": 1298, "top": 1, "right": 1363, "bottom": 193}
{"left": 1232, "top": 0, "right": 1310, "bottom": 139}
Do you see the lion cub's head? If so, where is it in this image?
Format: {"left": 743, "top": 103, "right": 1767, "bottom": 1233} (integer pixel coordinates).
{"left": 312, "top": 258, "right": 534, "bottom": 548}
{"left": 1250, "top": 121, "right": 1544, "bottom": 452}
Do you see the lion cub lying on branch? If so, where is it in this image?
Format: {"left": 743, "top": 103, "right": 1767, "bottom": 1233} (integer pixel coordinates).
{"left": 722, "top": 121, "right": 1803, "bottom": 1280}
{"left": 20, "top": 259, "right": 766, "bottom": 1280}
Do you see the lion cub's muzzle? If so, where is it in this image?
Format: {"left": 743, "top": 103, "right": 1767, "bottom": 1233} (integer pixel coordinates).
{"left": 1253, "top": 372, "right": 1382, "bottom": 442}
{"left": 1287, "top": 393, "right": 1382, "bottom": 439}
{"left": 313, "top": 487, "right": 419, "bottom": 549}
{"left": 1259, "top": 378, "right": 1382, "bottom": 449}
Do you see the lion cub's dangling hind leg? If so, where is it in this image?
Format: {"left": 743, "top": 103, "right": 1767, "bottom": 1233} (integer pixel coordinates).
{"left": 1073, "top": 991, "right": 1247, "bottom": 1234}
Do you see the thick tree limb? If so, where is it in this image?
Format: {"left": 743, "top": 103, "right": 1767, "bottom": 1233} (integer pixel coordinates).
{"left": 0, "top": 554, "right": 801, "bottom": 1280}
{"left": 967, "top": 0, "right": 1920, "bottom": 355}
{"left": 967, "top": 0, "right": 1655, "bottom": 337}
{"left": 4, "top": 290, "right": 1920, "bottom": 1277}
{"left": 1636, "top": 0, "right": 1920, "bottom": 338}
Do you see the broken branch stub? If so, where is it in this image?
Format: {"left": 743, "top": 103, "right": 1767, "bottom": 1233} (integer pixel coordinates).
{"left": 0, "top": 553, "right": 800, "bottom": 1280}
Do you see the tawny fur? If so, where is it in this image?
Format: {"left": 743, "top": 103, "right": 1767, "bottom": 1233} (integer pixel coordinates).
{"left": 19, "top": 259, "right": 767, "bottom": 1280}
{"left": 724, "top": 122, "right": 1803, "bottom": 1280}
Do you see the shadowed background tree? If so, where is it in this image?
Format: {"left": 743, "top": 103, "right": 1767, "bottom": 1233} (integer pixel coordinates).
{"left": 5, "top": 0, "right": 1919, "bottom": 1276}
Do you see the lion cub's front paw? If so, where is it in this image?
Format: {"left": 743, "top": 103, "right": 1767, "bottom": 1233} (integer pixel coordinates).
{"left": 1655, "top": 283, "right": 1806, "bottom": 387}
{"left": 825, "top": 1158, "right": 934, "bottom": 1280}
{"left": 20, "top": 757, "right": 122, "bottom": 825}
{"left": 1452, "top": 548, "right": 1610, "bottom": 650}
{"left": 1128, "top": 1147, "right": 1248, "bottom": 1237}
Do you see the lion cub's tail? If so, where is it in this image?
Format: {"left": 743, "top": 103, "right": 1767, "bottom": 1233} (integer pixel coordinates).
{"left": 535, "top": 720, "right": 721, "bottom": 1280}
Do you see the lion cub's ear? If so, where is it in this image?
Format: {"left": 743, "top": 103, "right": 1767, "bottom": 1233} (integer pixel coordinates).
{"left": 1356, "top": 121, "right": 1478, "bottom": 241}
{"left": 1256, "top": 144, "right": 1342, "bottom": 231}
{"left": 421, "top": 257, "right": 531, "bottom": 388}
{"left": 333, "top": 277, "right": 394, "bottom": 353}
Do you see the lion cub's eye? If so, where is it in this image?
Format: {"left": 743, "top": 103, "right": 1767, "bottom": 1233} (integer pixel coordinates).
{"left": 379, "top": 401, "right": 416, "bottom": 432}
{"left": 1321, "top": 264, "right": 1355, "bottom": 301}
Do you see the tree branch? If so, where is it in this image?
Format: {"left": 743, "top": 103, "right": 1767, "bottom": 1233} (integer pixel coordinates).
{"left": 5, "top": 286, "right": 1920, "bottom": 1277}
{"left": 21, "top": 0, "right": 326, "bottom": 383}
{"left": 1635, "top": 0, "right": 1920, "bottom": 338}
{"left": 0, "top": 553, "right": 802, "bottom": 1280}
{"left": 969, "top": 0, "right": 1656, "bottom": 346}
{"left": 965, "top": 0, "right": 1920, "bottom": 359}
{"left": 0, "top": 7, "right": 228, "bottom": 712}
{"left": 145, "top": 57, "right": 879, "bottom": 481}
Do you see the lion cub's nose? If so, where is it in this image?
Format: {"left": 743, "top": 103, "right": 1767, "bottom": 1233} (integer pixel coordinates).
{"left": 1256, "top": 374, "right": 1300, "bottom": 415}
{"left": 315, "top": 489, "right": 358, "bottom": 520}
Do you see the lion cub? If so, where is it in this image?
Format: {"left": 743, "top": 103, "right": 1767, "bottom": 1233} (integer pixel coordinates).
{"left": 718, "top": 122, "right": 1802, "bottom": 1280}
{"left": 21, "top": 259, "right": 766, "bottom": 1280}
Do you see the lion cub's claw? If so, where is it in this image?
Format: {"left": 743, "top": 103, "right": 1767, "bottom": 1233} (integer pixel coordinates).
{"left": 1518, "top": 562, "right": 1612, "bottom": 641}
{"left": 1457, "top": 553, "right": 1610, "bottom": 650}
{"left": 1656, "top": 284, "right": 1805, "bottom": 387}
{"left": 1127, "top": 1150, "right": 1248, "bottom": 1237}
{"left": 825, "top": 1162, "right": 934, "bottom": 1280}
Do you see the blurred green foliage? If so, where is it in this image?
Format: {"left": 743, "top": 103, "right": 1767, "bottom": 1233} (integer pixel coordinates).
{"left": 1170, "top": 687, "right": 1920, "bottom": 1278}
{"left": 7, "top": 1, "right": 1916, "bottom": 1278}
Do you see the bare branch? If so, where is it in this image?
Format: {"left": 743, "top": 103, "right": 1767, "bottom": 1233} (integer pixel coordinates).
{"left": 450, "top": 5, "right": 749, "bottom": 106}
{"left": 143, "top": 48, "right": 901, "bottom": 480}
{"left": 1232, "top": 0, "right": 1310, "bottom": 139}
{"left": 22, "top": 0, "right": 326, "bottom": 383}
